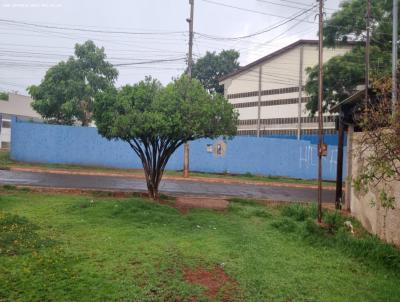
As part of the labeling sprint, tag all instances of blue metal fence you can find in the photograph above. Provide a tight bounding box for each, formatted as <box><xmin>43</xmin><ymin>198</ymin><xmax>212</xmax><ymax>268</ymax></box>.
<box><xmin>11</xmin><ymin>118</ymin><xmax>346</xmax><ymax>180</ymax></box>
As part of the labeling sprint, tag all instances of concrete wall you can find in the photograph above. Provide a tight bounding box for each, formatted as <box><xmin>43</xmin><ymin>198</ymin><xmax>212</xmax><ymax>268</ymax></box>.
<box><xmin>11</xmin><ymin>119</ymin><xmax>345</xmax><ymax>180</ymax></box>
<box><xmin>350</xmin><ymin>133</ymin><xmax>400</xmax><ymax>247</ymax></box>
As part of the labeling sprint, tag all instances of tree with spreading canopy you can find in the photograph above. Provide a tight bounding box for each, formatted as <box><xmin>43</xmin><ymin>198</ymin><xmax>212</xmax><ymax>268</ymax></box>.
<box><xmin>28</xmin><ymin>40</ymin><xmax>118</xmax><ymax>125</ymax></box>
<box><xmin>305</xmin><ymin>0</ymin><xmax>396</xmax><ymax>115</ymax></box>
<box><xmin>191</xmin><ymin>49</ymin><xmax>240</xmax><ymax>94</ymax></box>
<box><xmin>93</xmin><ymin>75</ymin><xmax>238</xmax><ymax>199</ymax></box>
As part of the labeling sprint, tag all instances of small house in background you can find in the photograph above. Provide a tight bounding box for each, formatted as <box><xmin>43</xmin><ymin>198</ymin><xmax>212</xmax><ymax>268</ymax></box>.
<box><xmin>219</xmin><ymin>40</ymin><xmax>355</xmax><ymax>144</ymax></box>
<box><xmin>0</xmin><ymin>93</ymin><xmax>42</xmax><ymax>149</ymax></box>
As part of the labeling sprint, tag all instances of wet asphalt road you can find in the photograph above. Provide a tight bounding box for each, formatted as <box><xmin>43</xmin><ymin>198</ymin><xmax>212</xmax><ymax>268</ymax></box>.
<box><xmin>0</xmin><ymin>170</ymin><xmax>335</xmax><ymax>203</ymax></box>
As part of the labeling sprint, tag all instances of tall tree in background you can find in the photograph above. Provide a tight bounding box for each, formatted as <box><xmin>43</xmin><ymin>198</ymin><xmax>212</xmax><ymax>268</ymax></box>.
<box><xmin>305</xmin><ymin>0</ymin><xmax>395</xmax><ymax>114</ymax></box>
<box><xmin>29</xmin><ymin>40</ymin><xmax>118</xmax><ymax>126</ymax></box>
<box><xmin>0</xmin><ymin>92</ymin><xmax>8</xmax><ymax>101</ymax></box>
<box><xmin>191</xmin><ymin>49</ymin><xmax>240</xmax><ymax>94</ymax></box>
<box><xmin>94</xmin><ymin>76</ymin><xmax>238</xmax><ymax>199</ymax></box>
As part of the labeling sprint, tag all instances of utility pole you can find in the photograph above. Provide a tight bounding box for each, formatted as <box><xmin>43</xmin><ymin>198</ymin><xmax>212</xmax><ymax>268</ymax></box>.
<box><xmin>183</xmin><ymin>0</ymin><xmax>194</xmax><ymax>178</ymax></box>
<box><xmin>297</xmin><ymin>46</ymin><xmax>304</xmax><ymax>140</ymax></box>
<box><xmin>317</xmin><ymin>0</ymin><xmax>324</xmax><ymax>223</ymax></box>
<box><xmin>393</xmin><ymin>0</ymin><xmax>398</xmax><ymax>115</ymax></box>
<box><xmin>365</xmin><ymin>0</ymin><xmax>371</xmax><ymax>103</ymax></box>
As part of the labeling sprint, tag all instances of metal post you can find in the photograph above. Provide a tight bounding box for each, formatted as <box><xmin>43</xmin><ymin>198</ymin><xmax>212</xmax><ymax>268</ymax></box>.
<box><xmin>257</xmin><ymin>66</ymin><xmax>262</xmax><ymax>137</ymax></box>
<box><xmin>183</xmin><ymin>0</ymin><xmax>194</xmax><ymax>178</ymax></box>
<box><xmin>393</xmin><ymin>0</ymin><xmax>398</xmax><ymax>114</ymax></box>
<box><xmin>344</xmin><ymin>124</ymin><xmax>354</xmax><ymax>212</ymax></box>
<box><xmin>335</xmin><ymin>116</ymin><xmax>344</xmax><ymax>210</ymax></box>
<box><xmin>365</xmin><ymin>0</ymin><xmax>371</xmax><ymax>103</ymax></box>
<box><xmin>297</xmin><ymin>46</ymin><xmax>304</xmax><ymax>140</ymax></box>
<box><xmin>317</xmin><ymin>0</ymin><xmax>324</xmax><ymax>223</ymax></box>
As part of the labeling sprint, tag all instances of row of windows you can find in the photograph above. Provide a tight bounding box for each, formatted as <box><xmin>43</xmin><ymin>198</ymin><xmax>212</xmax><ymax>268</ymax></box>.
<box><xmin>237</xmin><ymin>128</ymin><xmax>337</xmax><ymax>136</ymax></box>
<box><xmin>232</xmin><ymin>97</ymin><xmax>311</xmax><ymax>109</ymax></box>
<box><xmin>227</xmin><ymin>86</ymin><xmax>305</xmax><ymax>100</ymax></box>
<box><xmin>238</xmin><ymin>116</ymin><xmax>336</xmax><ymax>126</ymax></box>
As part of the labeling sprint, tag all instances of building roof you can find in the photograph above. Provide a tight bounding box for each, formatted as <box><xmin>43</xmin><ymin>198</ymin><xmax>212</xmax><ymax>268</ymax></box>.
<box><xmin>0</xmin><ymin>93</ymin><xmax>41</xmax><ymax>119</ymax></box>
<box><xmin>219</xmin><ymin>39</ymin><xmax>357</xmax><ymax>82</ymax></box>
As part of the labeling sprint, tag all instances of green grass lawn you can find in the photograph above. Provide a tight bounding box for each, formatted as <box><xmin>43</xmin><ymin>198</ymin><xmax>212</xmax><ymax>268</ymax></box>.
<box><xmin>0</xmin><ymin>151</ymin><xmax>335</xmax><ymax>187</ymax></box>
<box><xmin>1</xmin><ymin>188</ymin><xmax>399</xmax><ymax>301</ymax></box>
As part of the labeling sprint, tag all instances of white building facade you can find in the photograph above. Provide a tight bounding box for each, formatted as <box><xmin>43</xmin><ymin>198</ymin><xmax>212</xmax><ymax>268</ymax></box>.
<box><xmin>219</xmin><ymin>40</ymin><xmax>354</xmax><ymax>137</ymax></box>
<box><xmin>0</xmin><ymin>93</ymin><xmax>41</xmax><ymax>149</ymax></box>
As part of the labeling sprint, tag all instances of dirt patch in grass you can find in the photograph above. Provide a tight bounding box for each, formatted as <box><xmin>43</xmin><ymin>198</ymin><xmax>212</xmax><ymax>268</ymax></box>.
<box><xmin>171</xmin><ymin>197</ymin><xmax>229</xmax><ymax>214</ymax></box>
<box><xmin>184</xmin><ymin>266</ymin><xmax>237</xmax><ymax>301</ymax></box>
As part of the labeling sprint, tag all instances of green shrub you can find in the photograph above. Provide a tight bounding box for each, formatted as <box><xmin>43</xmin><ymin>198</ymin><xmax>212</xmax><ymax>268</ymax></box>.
<box><xmin>303</xmin><ymin>217</ymin><xmax>400</xmax><ymax>272</ymax></box>
<box><xmin>281</xmin><ymin>203</ymin><xmax>317</xmax><ymax>221</ymax></box>
<box><xmin>323</xmin><ymin>210</ymin><xmax>344</xmax><ymax>233</ymax></box>
<box><xmin>271</xmin><ymin>217</ymin><xmax>297</xmax><ymax>233</ymax></box>
<box><xmin>253</xmin><ymin>209</ymin><xmax>272</xmax><ymax>218</ymax></box>
<box><xmin>2</xmin><ymin>184</ymin><xmax>17</xmax><ymax>191</ymax></box>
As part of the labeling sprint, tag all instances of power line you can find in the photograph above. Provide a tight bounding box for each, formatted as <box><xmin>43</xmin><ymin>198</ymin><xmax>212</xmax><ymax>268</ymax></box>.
<box><xmin>195</xmin><ymin>4</ymin><xmax>316</xmax><ymax>41</ymax></box>
<box><xmin>0</xmin><ymin>18</ymin><xmax>186</xmax><ymax>36</ymax></box>
<box><xmin>200</xmin><ymin>0</ymin><xmax>315</xmax><ymax>24</ymax></box>
<box><xmin>113</xmin><ymin>57</ymin><xmax>186</xmax><ymax>67</ymax></box>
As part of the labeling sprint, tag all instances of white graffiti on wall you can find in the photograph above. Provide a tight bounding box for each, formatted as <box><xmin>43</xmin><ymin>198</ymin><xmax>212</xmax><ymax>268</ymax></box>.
<box><xmin>299</xmin><ymin>145</ymin><xmax>338</xmax><ymax>174</ymax></box>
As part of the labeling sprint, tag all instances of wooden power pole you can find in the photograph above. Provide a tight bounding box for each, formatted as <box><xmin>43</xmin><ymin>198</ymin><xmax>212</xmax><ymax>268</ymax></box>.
<box><xmin>183</xmin><ymin>0</ymin><xmax>194</xmax><ymax>178</ymax></box>
<box><xmin>317</xmin><ymin>0</ymin><xmax>324</xmax><ymax>223</ymax></box>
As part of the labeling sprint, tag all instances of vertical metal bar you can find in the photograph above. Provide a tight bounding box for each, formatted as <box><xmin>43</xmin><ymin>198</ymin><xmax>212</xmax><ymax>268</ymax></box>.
<box><xmin>297</xmin><ymin>46</ymin><xmax>304</xmax><ymax>140</ymax></box>
<box><xmin>257</xmin><ymin>66</ymin><xmax>262</xmax><ymax>137</ymax></box>
<box><xmin>335</xmin><ymin>116</ymin><xmax>344</xmax><ymax>209</ymax></box>
<box><xmin>393</xmin><ymin>0</ymin><xmax>398</xmax><ymax>114</ymax></box>
<box><xmin>344</xmin><ymin>124</ymin><xmax>354</xmax><ymax>212</ymax></box>
<box><xmin>317</xmin><ymin>0</ymin><xmax>324</xmax><ymax>223</ymax></box>
<box><xmin>183</xmin><ymin>0</ymin><xmax>194</xmax><ymax>178</ymax></box>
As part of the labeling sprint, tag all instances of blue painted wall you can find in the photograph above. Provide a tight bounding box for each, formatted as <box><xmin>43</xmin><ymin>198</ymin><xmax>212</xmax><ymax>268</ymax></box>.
<box><xmin>11</xmin><ymin>119</ymin><xmax>346</xmax><ymax>180</ymax></box>
<box><xmin>242</xmin><ymin>134</ymin><xmax>346</xmax><ymax>146</ymax></box>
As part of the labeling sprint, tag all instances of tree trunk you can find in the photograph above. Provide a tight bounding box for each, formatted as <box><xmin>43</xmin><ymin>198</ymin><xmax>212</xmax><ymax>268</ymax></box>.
<box><xmin>143</xmin><ymin>167</ymin><xmax>160</xmax><ymax>200</ymax></box>
<box><xmin>128</xmin><ymin>139</ymin><xmax>183</xmax><ymax>201</ymax></box>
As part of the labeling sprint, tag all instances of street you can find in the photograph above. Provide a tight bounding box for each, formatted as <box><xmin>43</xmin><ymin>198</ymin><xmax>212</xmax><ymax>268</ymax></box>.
<box><xmin>0</xmin><ymin>170</ymin><xmax>335</xmax><ymax>202</ymax></box>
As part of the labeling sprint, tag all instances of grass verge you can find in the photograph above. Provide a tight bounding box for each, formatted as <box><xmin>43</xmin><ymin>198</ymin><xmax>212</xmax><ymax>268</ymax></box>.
<box><xmin>0</xmin><ymin>188</ymin><xmax>399</xmax><ymax>301</ymax></box>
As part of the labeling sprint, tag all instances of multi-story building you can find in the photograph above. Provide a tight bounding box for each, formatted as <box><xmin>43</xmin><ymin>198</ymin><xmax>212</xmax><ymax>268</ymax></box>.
<box><xmin>219</xmin><ymin>40</ymin><xmax>354</xmax><ymax>138</ymax></box>
<box><xmin>0</xmin><ymin>93</ymin><xmax>41</xmax><ymax>149</ymax></box>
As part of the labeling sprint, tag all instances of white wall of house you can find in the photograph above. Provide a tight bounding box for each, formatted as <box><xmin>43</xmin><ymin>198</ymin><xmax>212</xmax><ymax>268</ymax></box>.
<box><xmin>0</xmin><ymin>93</ymin><xmax>41</xmax><ymax>149</ymax></box>
<box><xmin>220</xmin><ymin>40</ymin><xmax>353</xmax><ymax>136</ymax></box>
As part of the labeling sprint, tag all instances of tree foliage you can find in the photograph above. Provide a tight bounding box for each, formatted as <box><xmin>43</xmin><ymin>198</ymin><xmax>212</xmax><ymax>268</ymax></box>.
<box><xmin>94</xmin><ymin>76</ymin><xmax>238</xmax><ymax>199</ymax></box>
<box><xmin>28</xmin><ymin>40</ymin><xmax>118</xmax><ymax>126</ymax></box>
<box><xmin>191</xmin><ymin>49</ymin><xmax>240</xmax><ymax>94</ymax></box>
<box><xmin>305</xmin><ymin>0</ymin><xmax>396</xmax><ymax>115</ymax></box>
<box><xmin>0</xmin><ymin>92</ymin><xmax>8</xmax><ymax>101</ymax></box>
<box><xmin>354</xmin><ymin>77</ymin><xmax>400</xmax><ymax>210</ymax></box>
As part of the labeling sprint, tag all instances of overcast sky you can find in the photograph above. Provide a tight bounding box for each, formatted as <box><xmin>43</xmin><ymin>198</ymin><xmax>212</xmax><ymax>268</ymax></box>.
<box><xmin>0</xmin><ymin>0</ymin><xmax>343</xmax><ymax>94</ymax></box>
